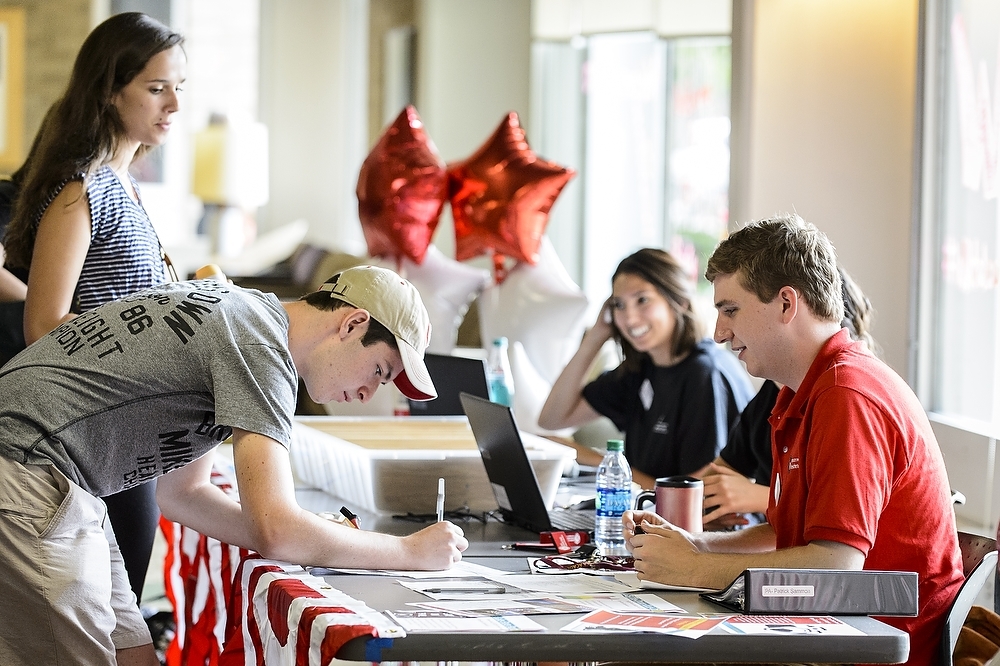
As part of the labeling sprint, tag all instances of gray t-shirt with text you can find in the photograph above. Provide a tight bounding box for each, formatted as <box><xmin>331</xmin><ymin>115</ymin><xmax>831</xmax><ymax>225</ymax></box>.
<box><xmin>0</xmin><ymin>280</ymin><xmax>296</xmax><ymax>496</ymax></box>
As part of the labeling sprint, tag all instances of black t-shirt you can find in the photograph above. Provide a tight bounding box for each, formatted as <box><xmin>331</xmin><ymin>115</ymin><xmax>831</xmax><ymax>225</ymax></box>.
<box><xmin>582</xmin><ymin>338</ymin><xmax>753</xmax><ymax>478</ymax></box>
<box><xmin>0</xmin><ymin>178</ymin><xmax>24</xmax><ymax>366</ymax></box>
<box><xmin>718</xmin><ymin>379</ymin><xmax>780</xmax><ymax>484</ymax></box>
<box><xmin>0</xmin><ymin>178</ymin><xmax>23</xmax><ymax>279</ymax></box>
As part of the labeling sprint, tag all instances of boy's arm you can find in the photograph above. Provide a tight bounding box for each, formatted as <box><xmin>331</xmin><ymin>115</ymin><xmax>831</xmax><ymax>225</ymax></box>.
<box><xmin>157</xmin><ymin>428</ymin><xmax>468</xmax><ymax>571</ymax></box>
<box><xmin>155</xmin><ymin>447</ymin><xmax>256</xmax><ymax>549</ymax></box>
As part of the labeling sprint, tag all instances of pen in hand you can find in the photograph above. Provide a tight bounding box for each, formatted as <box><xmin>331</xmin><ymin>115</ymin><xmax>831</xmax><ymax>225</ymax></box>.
<box><xmin>436</xmin><ymin>477</ymin><xmax>445</xmax><ymax>522</ymax></box>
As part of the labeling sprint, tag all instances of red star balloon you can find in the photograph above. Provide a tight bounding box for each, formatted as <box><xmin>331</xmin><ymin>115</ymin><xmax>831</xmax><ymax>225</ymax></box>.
<box><xmin>357</xmin><ymin>106</ymin><xmax>447</xmax><ymax>265</ymax></box>
<box><xmin>448</xmin><ymin>112</ymin><xmax>575</xmax><ymax>281</ymax></box>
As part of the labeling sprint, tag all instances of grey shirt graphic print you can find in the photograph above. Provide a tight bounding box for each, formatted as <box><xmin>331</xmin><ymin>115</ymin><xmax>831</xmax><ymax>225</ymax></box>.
<box><xmin>0</xmin><ymin>280</ymin><xmax>296</xmax><ymax>497</ymax></box>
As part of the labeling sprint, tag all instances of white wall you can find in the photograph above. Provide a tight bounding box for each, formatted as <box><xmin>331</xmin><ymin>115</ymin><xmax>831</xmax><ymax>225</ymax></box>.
<box><xmin>258</xmin><ymin>0</ymin><xmax>369</xmax><ymax>254</ymax></box>
<box><xmin>738</xmin><ymin>0</ymin><xmax>996</xmax><ymax>532</ymax></box>
<box><xmin>415</xmin><ymin>0</ymin><xmax>531</xmax><ymax>259</ymax></box>
<box><xmin>736</xmin><ymin>0</ymin><xmax>919</xmax><ymax>377</ymax></box>
<box><xmin>257</xmin><ymin>0</ymin><xmax>530</xmax><ymax>261</ymax></box>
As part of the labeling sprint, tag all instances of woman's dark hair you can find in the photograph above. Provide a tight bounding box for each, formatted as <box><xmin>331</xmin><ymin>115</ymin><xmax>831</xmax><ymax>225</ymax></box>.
<box><xmin>3</xmin><ymin>12</ymin><xmax>183</xmax><ymax>269</ymax></box>
<box><xmin>612</xmin><ymin>248</ymin><xmax>703</xmax><ymax>372</ymax></box>
<box><xmin>839</xmin><ymin>266</ymin><xmax>881</xmax><ymax>358</ymax></box>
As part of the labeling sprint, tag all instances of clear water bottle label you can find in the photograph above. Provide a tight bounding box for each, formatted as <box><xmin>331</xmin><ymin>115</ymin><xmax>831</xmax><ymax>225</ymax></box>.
<box><xmin>596</xmin><ymin>487</ymin><xmax>631</xmax><ymax>517</ymax></box>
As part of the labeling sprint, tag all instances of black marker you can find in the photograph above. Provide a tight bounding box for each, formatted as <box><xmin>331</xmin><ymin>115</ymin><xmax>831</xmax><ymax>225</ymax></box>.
<box><xmin>340</xmin><ymin>505</ymin><xmax>361</xmax><ymax>529</ymax></box>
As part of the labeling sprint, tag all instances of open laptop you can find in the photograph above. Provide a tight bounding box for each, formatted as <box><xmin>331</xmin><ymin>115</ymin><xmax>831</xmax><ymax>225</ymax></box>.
<box><xmin>459</xmin><ymin>392</ymin><xmax>594</xmax><ymax>533</ymax></box>
<box><xmin>408</xmin><ymin>353</ymin><xmax>491</xmax><ymax>416</ymax></box>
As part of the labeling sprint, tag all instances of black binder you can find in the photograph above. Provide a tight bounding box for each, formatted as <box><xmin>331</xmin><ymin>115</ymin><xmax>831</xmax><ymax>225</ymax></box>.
<box><xmin>700</xmin><ymin>568</ymin><xmax>919</xmax><ymax>616</ymax></box>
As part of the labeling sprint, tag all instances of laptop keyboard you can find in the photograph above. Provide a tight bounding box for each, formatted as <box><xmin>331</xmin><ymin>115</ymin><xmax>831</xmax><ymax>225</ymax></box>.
<box><xmin>549</xmin><ymin>510</ymin><xmax>595</xmax><ymax>532</ymax></box>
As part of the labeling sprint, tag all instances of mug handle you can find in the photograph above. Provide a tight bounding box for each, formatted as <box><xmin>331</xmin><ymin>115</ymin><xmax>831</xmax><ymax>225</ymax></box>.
<box><xmin>634</xmin><ymin>490</ymin><xmax>656</xmax><ymax>511</ymax></box>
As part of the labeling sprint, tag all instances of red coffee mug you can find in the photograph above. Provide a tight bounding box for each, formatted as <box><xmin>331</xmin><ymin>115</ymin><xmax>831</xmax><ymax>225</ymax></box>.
<box><xmin>634</xmin><ymin>475</ymin><xmax>704</xmax><ymax>533</ymax></box>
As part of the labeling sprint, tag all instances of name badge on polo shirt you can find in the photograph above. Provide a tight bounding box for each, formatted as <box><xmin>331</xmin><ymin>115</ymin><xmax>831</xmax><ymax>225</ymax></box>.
<box><xmin>639</xmin><ymin>379</ymin><xmax>653</xmax><ymax>411</ymax></box>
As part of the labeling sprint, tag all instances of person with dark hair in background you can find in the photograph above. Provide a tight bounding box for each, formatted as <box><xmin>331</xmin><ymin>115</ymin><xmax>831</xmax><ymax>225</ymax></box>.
<box><xmin>0</xmin><ymin>104</ymin><xmax>54</xmax><ymax>365</ymax></box>
<box><xmin>539</xmin><ymin>247</ymin><xmax>753</xmax><ymax>488</ymax></box>
<box><xmin>625</xmin><ymin>214</ymin><xmax>962</xmax><ymax>666</ymax></box>
<box><xmin>1</xmin><ymin>12</ymin><xmax>185</xmax><ymax>608</ymax></box>
<box><xmin>0</xmin><ymin>177</ymin><xmax>26</xmax><ymax>364</ymax></box>
<box><xmin>700</xmin><ymin>266</ymin><xmax>878</xmax><ymax>530</ymax></box>
<box><xmin>0</xmin><ymin>265</ymin><xmax>468</xmax><ymax>666</ymax></box>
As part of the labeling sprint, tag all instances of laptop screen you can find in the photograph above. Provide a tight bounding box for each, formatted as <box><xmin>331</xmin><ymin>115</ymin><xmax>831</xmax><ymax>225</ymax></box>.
<box><xmin>409</xmin><ymin>354</ymin><xmax>490</xmax><ymax>416</ymax></box>
<box><xmin>459</xmin><ymin>392</ymin><xmax>557</xmax><ymax>532</ymax></box>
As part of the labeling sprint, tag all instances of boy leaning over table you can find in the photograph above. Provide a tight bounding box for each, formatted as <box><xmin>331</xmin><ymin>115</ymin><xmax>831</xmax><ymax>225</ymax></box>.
<box><xmin>624</xmin><ymin>214</ymin><xmax>963</xmax><ymax>666</ymax></box>
<box><xmin>0</xmin><ymin>265</ymin><xmax>468</xmax><ymax>666</ymax></box>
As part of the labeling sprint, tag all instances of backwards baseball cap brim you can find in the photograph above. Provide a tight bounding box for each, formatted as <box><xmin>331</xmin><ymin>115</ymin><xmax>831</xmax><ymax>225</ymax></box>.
<box><xmin>319</xmin><ymin>266</ymin><xmax>437</xmax><ymax>402</ymax></box>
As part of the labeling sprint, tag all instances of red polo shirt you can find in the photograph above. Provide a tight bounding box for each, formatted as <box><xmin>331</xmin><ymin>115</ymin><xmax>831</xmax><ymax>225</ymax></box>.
<box><xmin>767</xmin><ymin>329</ymin><xmax>962</xmax><ymax>666</ymax></box>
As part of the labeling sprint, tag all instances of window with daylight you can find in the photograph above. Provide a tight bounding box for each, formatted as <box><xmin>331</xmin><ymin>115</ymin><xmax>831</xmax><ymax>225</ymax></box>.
<box><xmin>532</xmin><ymin>30</ymin><xmax>732</xmax><ymax>315</ymax></box>
<box><xmin>920</xmin><ymin>0</ymin><xmax>1000</xmax><ymax>432</ymax></box>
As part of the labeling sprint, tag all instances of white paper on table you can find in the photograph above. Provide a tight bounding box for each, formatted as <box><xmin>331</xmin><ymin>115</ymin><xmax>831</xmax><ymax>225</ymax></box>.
<box><xmin>557</xmin><ymin>593</ymin><xmax>684</xmax><ymax>613</ymax></box>
<box><xmin>318</xmin><ymin>561</ymin><xmax>511</xmax><ymax>579</ymax></box>
<box><xmin>409</xmin><ymin>595</ymin><xmax>591</xmax><ymax>616</ymax></box>
<box><xmin>560</xmin><ymin>610</ymin><xmax>728</xmax><ymax>638</ymax></box>
<box><xmin>386</xmin><ymin>610</ymin><xmax>545</xmax><ymax>633</ymax></box>
<box><xmin>613</xmin><ymin>571</ymin><xmax>717</xmax><ymax>592</ymax></box>
<box><xmin>479</xmin><ymin>572</ymin><xmax>638</xmax><ymax>594</ymax></box>
<box><xmin>722</xmin><ymin>616</ymin><xmax>866</xmax><ymax>636</ymax></box>
<box><xmin>409</xmin><ymin>591</ymin><xmax>682</xmax><ymax>616</ymax></box>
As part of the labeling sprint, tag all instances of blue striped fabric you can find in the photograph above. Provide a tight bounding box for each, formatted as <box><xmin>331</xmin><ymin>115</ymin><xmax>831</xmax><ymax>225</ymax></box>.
<box><xmin>55</xmin><ymin>165</ymin><xmax>169</xmax><ymax>312</ymax></box>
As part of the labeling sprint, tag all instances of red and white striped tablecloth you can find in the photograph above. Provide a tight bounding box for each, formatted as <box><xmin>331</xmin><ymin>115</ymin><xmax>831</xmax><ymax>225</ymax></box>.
<box><xmin>161</xmin><ymin>465</ymin><xmax>249</xmax><ymax>666</ymax></box>
<box><xmin>218</xmin><ymin>556</ymin><xmax>405</xmax><ymax>666</ymax></box>
<box><xmin>161</xmin><ymin>461</ymin><xmax>404</xmax><ymax>665</ymax></box>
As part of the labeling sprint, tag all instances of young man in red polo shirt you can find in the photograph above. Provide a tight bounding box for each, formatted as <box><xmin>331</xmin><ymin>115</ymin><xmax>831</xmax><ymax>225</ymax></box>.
<box><xmin>624</xmin><ymin>214</ymin><xmax>963</xmax><ymax>665</ymax></box>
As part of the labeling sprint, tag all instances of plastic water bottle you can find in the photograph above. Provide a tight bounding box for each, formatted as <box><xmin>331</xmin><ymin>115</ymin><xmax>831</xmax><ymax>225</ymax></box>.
<box><xmin>595</xmin><ymin>439</ymin><xmax>632</xmax><ymax>556</ymax></box>
<box><xmin>486</xmin><ymin>337</ymin><xmax>515</xmax><ymax>407</ymax></box>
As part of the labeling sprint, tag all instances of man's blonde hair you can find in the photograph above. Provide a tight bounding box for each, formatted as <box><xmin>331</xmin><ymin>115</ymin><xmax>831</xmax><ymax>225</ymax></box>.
<box><xmin>705</xmin><ymin>214</ymin><xmax>844</xmax><ymax>323</ymax></box>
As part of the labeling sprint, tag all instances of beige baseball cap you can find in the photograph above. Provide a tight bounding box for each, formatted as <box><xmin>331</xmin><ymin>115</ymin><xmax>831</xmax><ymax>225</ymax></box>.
<box><xmin>319</xmin><ymin>265</ymin><xmax>436</xmax><ymax>401</ymax></box>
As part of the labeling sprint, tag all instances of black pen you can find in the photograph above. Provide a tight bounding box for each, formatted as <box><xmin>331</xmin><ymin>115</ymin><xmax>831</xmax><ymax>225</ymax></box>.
<box><xmin>423</xmin><ymin>586</ymin><xmax>507</xmax><ymax>594</ymax></box>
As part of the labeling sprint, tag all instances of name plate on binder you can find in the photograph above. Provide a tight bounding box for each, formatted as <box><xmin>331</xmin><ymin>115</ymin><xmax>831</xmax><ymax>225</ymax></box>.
<box><xmin>700</xmin><ymin>568</ymin><xmax>919</xmax><ymax>616</ymax></box>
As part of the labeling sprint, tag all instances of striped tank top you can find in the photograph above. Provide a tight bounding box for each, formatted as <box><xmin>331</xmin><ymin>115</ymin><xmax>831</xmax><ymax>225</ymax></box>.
<box><xmin>50</xmin><ymin>165</ymin><xmax>169</xmax><ymax>312</ymax></box>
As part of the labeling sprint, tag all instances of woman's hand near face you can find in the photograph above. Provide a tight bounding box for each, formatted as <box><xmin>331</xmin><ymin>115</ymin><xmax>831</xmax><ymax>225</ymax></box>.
<box><xmin>585</xmin><ymin>296</ymin><xmax>616</xmax><ymax>344</ymax></box>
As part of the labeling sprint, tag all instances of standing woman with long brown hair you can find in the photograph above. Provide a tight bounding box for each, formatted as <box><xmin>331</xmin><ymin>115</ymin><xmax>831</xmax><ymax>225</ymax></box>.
<box><xmin>2</xmin><ymin>11</ymin><xmax>185</xmax><ymax>624</ymax></box>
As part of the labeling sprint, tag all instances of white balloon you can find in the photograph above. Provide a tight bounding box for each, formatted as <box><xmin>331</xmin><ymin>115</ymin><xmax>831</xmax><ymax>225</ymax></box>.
<box><xmin>508</xmin><ymin>340</ymin><xmax>574</xmax><ymax>437</ymax></box>
<box><xmin>478</xmin><ymin>237</ymin><xmax>589</xmax><ymax>384</ymax></box>
<box><xmin>377</xmin><ymin>245</ymin><xmax>490</xmax><ymax>354</ymax></box>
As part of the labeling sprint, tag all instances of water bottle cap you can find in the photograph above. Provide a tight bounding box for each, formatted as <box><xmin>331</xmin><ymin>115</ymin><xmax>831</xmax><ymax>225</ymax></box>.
<box><xmin>606</xmin><ymin>439</ymin><xmax>624</xmax><ymax>452</ymax></box>
<box><xmin>493</xmin><ymin>337</ymin><xmax>508</xmax><ymax>347</ymax></box>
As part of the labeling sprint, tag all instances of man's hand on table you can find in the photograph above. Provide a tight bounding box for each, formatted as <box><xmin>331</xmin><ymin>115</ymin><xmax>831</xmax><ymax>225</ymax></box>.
<box><xmin>623</xmin><ymin>509</ymin><xmax>704</xmax><ymax>585</ymax></box>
